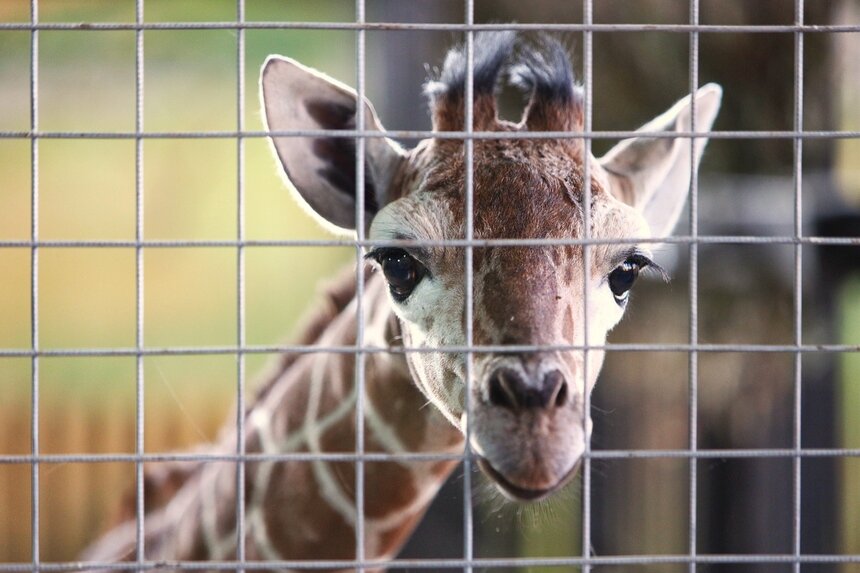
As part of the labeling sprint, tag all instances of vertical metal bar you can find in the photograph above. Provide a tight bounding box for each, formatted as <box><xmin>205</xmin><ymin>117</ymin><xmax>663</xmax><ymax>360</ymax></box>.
<box><xmin>581</xmin><ymin>0</ymin><xmax>594</xmax><ymax>570</ymax></box>
<box><xmin>29</xmin><ymin>0</ymin><xmax>39</xmax><ymax>568</ymax></box>
<box><xmin>235</xmin><ymin>0</ymin><xmax>247</xmax><ymax>569</ymax></box>
<box><xmin>463</xmin><ymin>1</ymin><xmax>475</xmax><ymax>571</ymax></box>
<box><xmin>354</xmin><ymin>0</ymin><xmax>367</xmax><ymax>566</ymax></box>
<box><xmin>687</xmin><ymin>2</ymin><xmax>700</xmax><ymax>573</ymax></box>
<box><xmin>792</xmin><ymin>1</ymin><xmax>804</xmax><ymax>572</ymax></box>
<box><xmin>134</xmin><ymin>0</ymin><xmax>146</xmax><ymax>569</ymax></box>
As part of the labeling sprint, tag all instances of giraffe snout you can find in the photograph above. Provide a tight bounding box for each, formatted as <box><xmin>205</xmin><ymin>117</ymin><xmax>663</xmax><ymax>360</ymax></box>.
<box><xmin>471</xmin><ymin>358</ymin><xmax>584</xmax><ymax>501</ymax></box>
<box><xmin>487</xmin><ymin>367</ymin><xmax>568</xmax><ymax>410</ymax></box>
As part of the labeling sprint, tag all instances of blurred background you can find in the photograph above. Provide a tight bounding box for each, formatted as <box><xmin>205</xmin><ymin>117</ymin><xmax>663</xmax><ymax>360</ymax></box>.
<box><xmin>1</xmin><ymin>1</ymin><xmax>859</xmax><ymax>572</ymax></box>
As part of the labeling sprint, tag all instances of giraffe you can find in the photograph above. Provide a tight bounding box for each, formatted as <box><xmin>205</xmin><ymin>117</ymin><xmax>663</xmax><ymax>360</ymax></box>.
<box><xmin>81</xmin><ymin>32</ymin><xmax>721</xmax><ymax>570</ymax></box>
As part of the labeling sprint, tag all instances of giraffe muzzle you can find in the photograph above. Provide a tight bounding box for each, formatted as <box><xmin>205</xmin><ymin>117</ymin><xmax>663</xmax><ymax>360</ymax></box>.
<box><xmin>469</xmin><ymin>360</ymin><xmax>587</xmax><ymax>502</ymax></box>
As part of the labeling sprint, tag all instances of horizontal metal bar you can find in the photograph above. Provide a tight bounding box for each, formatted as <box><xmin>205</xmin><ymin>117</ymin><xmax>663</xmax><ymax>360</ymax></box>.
<box><xmin>0</xmin><ymin>21</ymin><xmax>858</xmax><ymax>33</ymax></box>
<box><xmin>0</xmin><ymin>452</ymin><xmax>465</xmax><ymax>464</ymax></box>
<box><xmin>0</xmin><ymin>448</ymin><xmax>858</xmax><ymax>466</ymax></box>
<box><xmin>0</xmin><ymin>235</ymin><xmax>858</xmax><ymax>250</ymax></box>
<box><xmin>1</xmin><ymin>342</ymin><xmax>858</xmax><ymax>359</ymax></box>
<box><xmin>2</xmin><ymin>129</ymin><xmax>859</xmax><ymax>140</ymax></box>
<box><xmin>0</xmin><ymin>553</ymin><xmax>857</xmax><ymax>572</ymax></box>
<box><xmin>590</xmin><ymin>448</ymin><xmax>860</xmax><ymax>460</ymax></box>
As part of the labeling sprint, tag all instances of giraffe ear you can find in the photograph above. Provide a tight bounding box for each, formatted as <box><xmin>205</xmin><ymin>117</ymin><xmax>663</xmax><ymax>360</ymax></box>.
<box><xmin>599</xmin><ymin>83</ymin><xmax>722</xmax><ymax>238</ymax></box>
<box><xmin>260</xmin><ymin>55</ymin><xmax>406</xmax><ymax>234</ymax></box>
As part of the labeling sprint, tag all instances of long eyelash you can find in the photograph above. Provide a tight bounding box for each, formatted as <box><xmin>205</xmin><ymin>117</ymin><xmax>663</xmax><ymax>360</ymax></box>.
<box><xmin>363</xmin><ymin>250</ymin><xmax>381</xmax><ymax>262</ymax></box>
<box><xmin>366</xmin><ymin>247</ymin><xmax>433</xmax><ymax>273</ymax></box>
<box><xmin>631</xmin><ymin>253</ymin><xmax>669</xmax><ymax>282</ymax></box>
<box><xmin>364</xmin><ymin>247</ymin><xmax>400</xmax><ymax>263</ymax></box>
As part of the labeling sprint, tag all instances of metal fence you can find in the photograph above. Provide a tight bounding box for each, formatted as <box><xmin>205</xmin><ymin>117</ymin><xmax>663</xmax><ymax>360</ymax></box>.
<box><xmin>1</xmin><ymin>0</ymin><xmax>859</xmax><ymax>571</ymax></box>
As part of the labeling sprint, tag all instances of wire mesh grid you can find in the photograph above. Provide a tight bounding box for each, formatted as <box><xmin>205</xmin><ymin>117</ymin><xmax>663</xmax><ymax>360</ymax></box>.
<box><xmin>2</xmin><ymin>0</ymin><xmax>860</xmax><ymax>571</ymax></box>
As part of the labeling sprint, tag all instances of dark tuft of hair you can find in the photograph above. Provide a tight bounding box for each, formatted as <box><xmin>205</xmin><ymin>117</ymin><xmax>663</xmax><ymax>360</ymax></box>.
<box><xmin>424</xmin><ymin>31</ymin><xmax>517</xmax><ymax>100</ymax></box>
<box><xmin>509</xmin><ymin>34</ymin><xmax>578</xmax><ymax>104</ymax></box>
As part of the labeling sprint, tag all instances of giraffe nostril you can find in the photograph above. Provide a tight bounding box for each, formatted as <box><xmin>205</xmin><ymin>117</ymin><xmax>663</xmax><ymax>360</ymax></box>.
<box><xmin>555</xmin><ymin>382</ymin><xmax>567</xmax><ymax>408</ymax></box>
<box><xmin>555</xmin><ymin>383</ymin><xmax>568</xmax><ymax>407</ymax></box>
<box><xmin>488</xmin><ymin>368</ymin><xmax>518</xmax><ymax>409</ymax></box>
<box><xmin>542</xmin><ymin>370</ymin><xmax>567</xmax><ymax>408</ymax></box>
<box><xmin>487</xmin><ymin>367</ymin><xmax>568</xmax><ymax>410</ymax></box>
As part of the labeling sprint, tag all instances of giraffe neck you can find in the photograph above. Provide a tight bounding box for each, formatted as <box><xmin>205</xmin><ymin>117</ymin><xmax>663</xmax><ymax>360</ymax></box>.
<box><xmin>82</xmin><ymin>268</ymin><xmax>464</xmax><ymax>568</ymax></box>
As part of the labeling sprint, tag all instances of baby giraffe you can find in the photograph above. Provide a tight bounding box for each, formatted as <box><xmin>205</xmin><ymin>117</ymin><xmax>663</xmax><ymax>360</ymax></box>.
<box><xmin>82</xmin><ymin>32</ymin><xmax>721</xmax><ymax>569</ymax></box>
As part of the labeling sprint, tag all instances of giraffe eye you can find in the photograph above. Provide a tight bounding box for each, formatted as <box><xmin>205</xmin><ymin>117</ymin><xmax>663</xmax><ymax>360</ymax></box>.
<box><xmin>608</xmin><ymin>258</ymin><xmax>643</xmax><ymax>306</ymax></box>
<box><xmin>371</xmin><ymin>248</ymin><xmax>427</xmax><ymax>302</ymax></box>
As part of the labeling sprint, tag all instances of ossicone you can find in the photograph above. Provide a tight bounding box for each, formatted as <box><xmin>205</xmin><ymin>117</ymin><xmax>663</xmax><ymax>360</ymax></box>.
<box><xmin>424</xmin><ymin>32</ymin><xmax>584</xmax><ymax>136</ymax></box>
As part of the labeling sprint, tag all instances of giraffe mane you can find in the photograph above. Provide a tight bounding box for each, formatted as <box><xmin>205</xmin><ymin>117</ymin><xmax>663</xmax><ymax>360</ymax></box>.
<box><xmin>103</xmin><ymin>265</ymin><xmax>371</xmax><ymax>535</ymax></box>
<box><xmin>252</xmin><ymin>265</ymin><xmax>372</xmax><ymax>407</ymax></box>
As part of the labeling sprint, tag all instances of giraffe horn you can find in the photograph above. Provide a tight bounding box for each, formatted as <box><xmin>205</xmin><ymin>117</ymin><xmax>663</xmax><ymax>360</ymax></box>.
<box><xmin>510</xmin><ymin>34</ymin><xmax>584</xmax><ymax>135</ymax></box>
<box><xmin>424</xmin><ymin>30</ymin><xmax>516</xmax><ymax>132</ymax></box>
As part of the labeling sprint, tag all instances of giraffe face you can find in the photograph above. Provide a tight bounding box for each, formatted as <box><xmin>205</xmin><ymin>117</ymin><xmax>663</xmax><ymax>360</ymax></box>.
<box><xmin>261</xmin><ymin>32</ymin><xmax>721</xmax><ymax>501</ymax></box>
<box><xmin>366</xmin><ymin>139</ymin><xmax>654</xmax><ymax>499</ymax></box>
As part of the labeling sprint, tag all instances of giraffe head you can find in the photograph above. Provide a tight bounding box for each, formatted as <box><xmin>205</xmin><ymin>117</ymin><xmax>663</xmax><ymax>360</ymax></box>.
<box><xmin>261</xmin><ymin>33</ymin><xmax>721</xmax><ymax>501</ymax></box>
